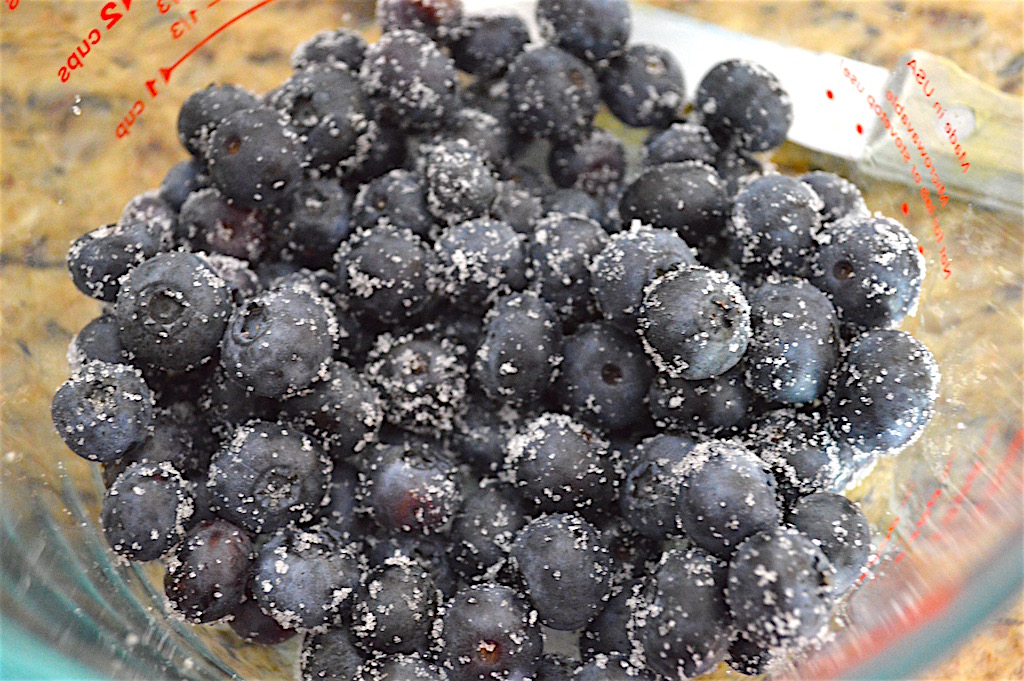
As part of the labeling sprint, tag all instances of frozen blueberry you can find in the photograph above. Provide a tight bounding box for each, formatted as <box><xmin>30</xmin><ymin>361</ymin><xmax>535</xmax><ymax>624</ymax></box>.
<box><xmin>504</xmin><ymin>413</ymin><xmax>615</xmax><ymax>513</ymax></box>
<box><xmin>714</xmin><ymin>147</ymin><xmax>765</xmax><ymax>200</ymax></box>
<box><xmin>580</xmin><ymin>579</ymin><xmax>642</xmax><ymax>661</ymax></box>
<box><xmin>358</xmin><ymin>654</ymin><xmax>445</xmax><ymax>680</ymax></box>
<box><xmin>52</xmin><ymin>361</ymin><xmax>154</xmax><ymax>463</ymax></box>
<box><xmin>639</xmin><ymin>265</ymin><xmax>751</xmax><ymax>380</ymax></box>
<box><xmin>589</xmin><ymin>221</ymin><xmax>698</xmax><ymax>330</ymax></box>
<box><xmin>101</xmin><ymin>461</ymin><xmax>194</xmax><ymax>561</ymax></box>
<box><xmin>300</xmin><ymin>625</ymin><xmax>364</xmax><ymax>681</ymax></box>
<box><xmin>640</xmin><ymin>547</ymin><xmax>733</xmax><ymax>679</ymax></box>
<box><xmin>619</xmin><ymin>161</ymin><xmax>729</xmax><ymax>254</ymax></box>
<box><xmin>314</xmin><ymin>462</ymin><xmax>364</xmax><ymax>540</ymax></box>
<box><xmin>747</xmin><ymin>410</ymin><xmax>842</xmax><ymax>506</ymax></box>
<box><xmin>574</xmin><ymin>654</ymin><xmax>655</xmax><ymax>680</ymax></box>
<box><xmin>529</xmin><ymin>213</ymin><xmax>609</xmax><ymax>327</ymax></box>
<box><xmin>221</xmin><ymin>283</ymin><xmax>337</xmax><ymax>398</ymax></box>
<box><xmin>726</xmin><ymin>527</ymin><xmax>835</xmax><ymax>652</ymax></box>
<box><xmin>118</xmin><ymin>407</ymin><xmax>213</xmax><ymax>481</ymax></box>
<box><xmin>274</xmin><ymin>179</ymin><xmax>353</xmax><ymax>269</ymax></box>
<box><xmin>160</xmin><ymin>158</ymin><xmax>207</xmax><ymax>212</ymax></box>
<box><xmin>423</xmin><ymin>139</ymin><xmax>499</xmax><ymax>227</ymax></box>
<box><xmin>543</xmin><ymin>188</ymin><xmax>604</xmax><ymax>225</ymax></box>
<box><xmin>69</xmin><ymin>314</ymin><xmax>129</xmax><ymax>368</ymax></box>
<box><xmin>339</xmin><ymin>120</ymin><xmax>409</xmax><ymax>185</ymax></box>
<box><xmin>205</xmin><ymin>106</ymin><xmax>305</xmax><ymax>209</ymax></box>
<box><xmin>267</xmin><ymin>63</ymin><xmax>371</xmax><ymax>174</ymax></box>
<box><xmin>647</xmin><ymin>365</ymin><xmax>755</xmax><ymax>436</ymax></box>
<box><xmin>67</xmin><ymin>219</ymin><xmax>173</xmax><ymax>303</ymax></box>
<box><xmin>534</xmin><ymin>655</ymin><xmax>578</xmax><ymax>680</ymax></box>
<box><xmin>556</xmin><ymin>321</ymin><xmax>654</xmax><ymax>432</ymax></box>
<box><xmin>196</xmin><ymin>253</ymin><xmax>259</xmax><ymax>305</ymax></box>
<box><xmin>449</xmin><ymin>482</ymin><xmax>527</xmax><ymax>580</ymax></box>
<box><xmin>377</xmin><ymin>0</ymin><xmax>463</xmax><ymax>40</ymax></box>
<box><xmin>178</xmin><ymin>187</ymin><xmax>268</xmax><ymax>261</ymax></box>
<box><xmin>473</xmin><ymin>292</ymin><xmax>563</xmax><ymax>407</ymax></box>
<box><xmin>536</xmin><ymin>0</ymin><xmax>631</xmax><ymax>63</ymax></box>
<box><xmin>360</xmin><ymin>29</ymin><xmax>459</xmax><ymax>132</ymax></box>
<box><xmin>430</xmin><ymin>107</ymin><xmax>510</xmax><ymax>169</ymax></box>
<box><xmin>675</xmin><ymin>439</ymin><xmax>782</xmax><ymax>558</ymax></box>
<box><xmin>507</xmin><ymin>46</ymin><xmax>599</xmax><ymax>145</ymax></box>
<box><xmin>360</xmin><ymin>440</ymin><xmax>462</xmax><ymax>535</ymax></box>
<box><xmin>207</xmin><ymin>421</ymin><xmax>331</xmax><ymax>534</ymax></box>
<box><xmin>351</xmin><ymin>553</ymin><xmax>439</xmax><ymax>653</ymax></box>
<box><xmin>450</xmin><ymin>14</ymin><xmax>530</xmax><ymax>80</ymax></box>
<box><xmin>810</xmin><ymin>214</ymin><xmax>925</xmax><ymax>331</ymax></box>
<box><xmin>800</xmin><ymin>170</ymin><xmax>870</xmax><ymax>225</ymax></box>
<box><xmin>451</xmin><ymin>402</ymin><xmax>519</xmax><ymax>475</ymax></box>
<box><xmin>645</xmin><ymin>121</ymin><xmax>718</xmax><ymax>167</ymax></box>
<box><xmin>788</xmin><ymin>492</ymin><xmax>871</xmax><ymax>593</ymax></box>
<box><xmin>252</xmin><ymin>526</ymin><xmax>363</xmax><ymax>631</ymax></box>
<box><xmin>366</xmin><ymin>334</ymin><xmax>467</xmax><ymax>434</ymax></box>
<box><xmin>548</xmin><ymin>129</ymin><xmax>626</xmax><ymax>197</ymax></box>
<box><xmin>602</xmin><ymin>44</ymin><xmax>684</xmax><ymax>129</ymax></box>
<box><xmin>439</xmin><ymin>583</ymin><xmax>543</xmax><ymax>681</ymax></box>
<box><xmin>490</xmin><ymin>181</ymin><xmax>544</xmax><ymax>234</ymax></box>
<box><xmin>368</xmin><ymin>533</ymin><xmax>458</xmax><ymax>599</ymax></box>
<box><xmin>620</xmin><ymin>433</ymin><xmax>695</xmax><ymax>540</ymax></box>
<box><xmin>334</xmin><ymin>225</ymin><xmax>440</xmax><ymax>328</ymax></box>
<box><xmin>434</xmin><ymin>218</ymin><xmax>528</xmax><ymax>311</ymax></box>
<box><xmin>351</xmin><ymin>169</ymin><xmax>434</xmax><ymax>238</ymax></box>
<box><xmin>696</xmin><ymin>59</ymin><xmax>792</xmax><ymax>152</ymax></box>
<box><xmin>827</xmin><ymin>329</ymin><xmax>939</xmax><ymax>456</ymax></box>
<box><xmin>228</xmin><ymin>582</ymin><xmax>297</xmax><ymax>645</ymax></box>
<box><xmin>291</xmin><ymin>29</ymin><xmax>368</xmax><ymax>72</ymax></box>
<box><xmin>742</xmin><ymin>277</ymin><xmax>840</xmax><ymax>404</ymax></box>
<box><xmin>197</xmin><ymin>366</ymin><xmax>279</xmax><ymax>438</ymax></box>
<box><xmin>164</xmin><ymin>519</ymin><xmax>254</xmax><ymax>623</ymax></box>
<box><xmin>597</xmin><ymin>514</ymin><xmax>661</xmax><ymax>585</ymax></box>
<box><xmin>177</xmin><ymin>84</ymin><xmax>260</xmax><ymax>157</ymax></box>
<box><xmin>280</xmin><ymin>360</ymin><xmax>383</xmax><ymax>459</ymax></box>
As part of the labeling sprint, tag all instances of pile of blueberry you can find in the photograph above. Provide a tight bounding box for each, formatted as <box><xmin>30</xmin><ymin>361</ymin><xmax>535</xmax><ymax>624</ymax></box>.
<box><xmin>51</xmin><ymin>0</ymin><xmax>940</xmax><ymax>677</ymax></box>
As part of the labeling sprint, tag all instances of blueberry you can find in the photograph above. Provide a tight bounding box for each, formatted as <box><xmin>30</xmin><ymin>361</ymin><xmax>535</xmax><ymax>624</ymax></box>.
<box><xmin>205</xmin><ymin>106</ymin><xmax>305</xmax><ymax>209</ymax></box>
<box><xmin>429</xmin><ymin>107</ymin><xmax>511</xmax><ymax>169</ymax></box>
<box><xmin>725</xmin><ymin>527</ymin><xmax>836</xmax><ymax>652</ymax></box>
<box><xmin>228</xmin><ymin>582</ymin><xmax>297</xmax><ymax>645</ymax></box>
<box><xmin>439</xmin><ymin>583</ymin><xmax>543</xmax><ymax>681</ymax></box>
<box><xmin>360</xmin><ymin>29</ymin><xmax>459</xmax><ymax>132</ymax></box>
<box><xmin>507</xmin><ymin>46</ymin><xmax>599</xmax><ymax>145</ymax></box>
<box><xmin>207</xmin><ymin>420</ymin><xmax>331</xmax><ymax>534</ymax></box>
<box><xmin>645</xmin><ymin>121</ymin><xmax>719</xmax><ymax>167</ymax></box>
<box><xmin>827</xmin><ymin>329</ymin><xmax>939</xmax><ymax>456</ymax></box>
<box><xmin>742</xmin><ymin>277</ymin><xmax>840</xmax><ymax>404</ymax></box>
<box><xmin>351</xmin><ymin>553</ymin><xmax>439</xmax><ymax>653</ymax></box>
<box><xmin>366</xmin><ymin>334</ymin><xmax>467</xmax><ymax>434</ymax></box>
<box><xmin>696</xmin><ymin>59</ymin><xmax>792</xmax><ymax>152</ymax></box>
<box><xmin>291</xmin><ymin>29</ymin><xmax>368</xmax><ymax>72</ymax></box>
<box><xmin>434</xmin><ymin>218</ymin><xmax>528</xmax><ymax>311</ymax></box>
<box><xmin>675</xmin><ymin>439</ymin><xmax>782</xmax><ymax>559</ymax></box>
<box><xmin>548</xmin><ymin>129</ymin><xmax>626</xmax><ymax>197</ymax></box>
<box><xmin>473</xmin><ymin>292</ymin><xmax>563</xmax><ymax>407</ymax></box>
<box><xmin>490</xmin><ymin>181</ymin><xmax>544</xmax><ymax>235</ymax></box>
<box><xmin>358</xmin><ymin>654</ymin><xmax>446</xmax><ymax>680</ymax></box>
<box><xmin>368</xmin><ymin>533</ymin><xmax>458</xmax><ymax>599</ymax></box>
<box><xmin>267</xmin><ymin>63</ymin><xmax>371</xmax><ymax>174</ymax></box>
<box><xmin>280</xmin><ymin>360</ymin><xmax>383</xmax><ymax>459</ymax></box>
<box><xmin>423</xmin><ymin>139</ymin><xmax>499</xmax><ymax>227</ymax></box>
<box><xmin>450</xmin><ymin>14</ymin><xmax>530</xmax><ymax>80</ymax></box>
<box><xmin>101</xmin><ymin>461</ymin><xmax>194</xmax><ymax>561</ymax></box>
<box><xmin>69</xmin><ymin>314</ymin><xmax>128</xmax><ymax>368</ymax></box>
<box><xmin>451</xmin><ymin>401</ymin><xmax>519</xmax><ymax>475</ymax></box>
<box><xmin>800</xmin><ymin>170</ymin><xmax>870</xmax><ymax>225</ymax></box>
<box><xmin>529</xmin><ymin>213</ymin><xmax>609</xmax><ymax>327</ymax></box>
<box><xmin>196</xmin><ymin>254</ymin><xmax>259</xmax><ymax>307</ymax></box>
<box><xmin>197</xmin><ymin>366</ymin><xmax>279</xmax><ymax>438</ymax></box>
<box><xmin>376</xmin><ymin>0</ymin><xmax>463</xmax><ymax>40</ymax></box>
<box><xmin>543</xmin><ymin>188</ymin><xmax>604</xmax><ymax>225</ymax></box>
<box><xmin>810</xmin><ymin>214</ymin><xmax>925</xmax><ymax>331</ymax></box>
<box><xmin>536</xmin><ymin>0</ymin><xmax>631</xmax><ymax>63</ymax></box>
<box><xmin>504</xmin><ymin>413</ymin><xmax>614</xmax><ymax>514</ymax></box>
<box><xmin>177</xmin><ymin>84</ymin><xmax>260</xmax><ymax>157</ymax></box>
<box><xmin>648</xmin><ymin>365</ymin><xmax>756</xmax><ymax>436</ymax></box>
<box><xmin>556</xmin><ymin>321</ymin><xmax>654</xmax><ymax>432</ymax></box>
<box><xmin>360</xmin><ymin>440</ymin><xmax>462</xmax><ymax>535</ymax></box>
<box><xmin>639</xmin><ymin>547</ymin><xmax>733</xmax><ymax>679</ymax></box>
<box><xmin>534</xmin><ymin>654</ymin><xmax>578</xmax><ymax>680</ymax></box>
<box><xmin>334</xmin><ymin>225</ymin><xmax>440</xmax><ymax>328</ymax></box>
<box><xmin>51</xmin><ymin>360</ymin><xmax>154</xmax><ymax>463</ymax></box>
<box><xmin>164</xmin><ymin>519</ymin><xmax>255</xmax><ymax>623</ymax></box>
<box><xmin>580</xmin><ymin>579</ymin><xmax>642</xmax><ymax>661</ymax></box>
<box><xmin>714</xmin><ymin>147</ymin><xmax>765</xmax><ymax>200</ymax></box>
<box><xmin>747</xmin><ymin>410</ymin><xmax>842</xmax><ymax>506</ymax></box>
<box><xmin>619</xmin><ymin>161</ymin><xmax>729</xmax><ymax>254</ymax></box>
<box><xmin>639</xmin><ymin>265</ymin><xmax>751</xmax><ymax>380</ymax></box>
<box><xmin>597</xmin><ymin>515</ymin><xmax>661</xmax><ymax>585</ymax></box>
<box><xmin>449</xmin><ymin>482</ymin><xmax>527</xmax><ymax>580</ymax></box>
<box><xmin>178</xmin><ymin>187</ymin><xmax>268</xmax><ymax>261</ymax></box>
<box><xmin>620</xmin><ymin>433</ymin><xmax>695</xmax><ymax>540</ymax></box>
<box><xmin>351</xmin><ymin>169</ymin><xmax>434</xmax><ymax>239</ymax></box>
<box><xmin>273</xmin><ymin>179</ymin><xmax>353</xmax><ymax>269</ymax></box>
<box><xmin>252</xmin><ymin>526</ymin><xmax>363</xmax><ymax>631</ymax></box>
<box><xmin>159</xmin><ymin>158</ymin><xmax>207</xmax><ymax>211</ymax></box>
<box><xmin>574</xmin><ymin>653</ymin><xmax>655</xmax><ymax>680</ymax></box>
<box><xmin>790</xmin><ymin>492</ymin><xmax>871</xmax><ymax>594</ymax></box>
<box><xmin>67</xmin><ymin>219</ymin><xmax>173</xmax><ymax>303</ymax></box>
<box><xmin>728</xmin><ymin>175</ymin><xmax>824</xmax><ymax>280</ymax></box>
<box><xmin>300</xmin><ymin>627</ymin><xmax>364</xmax><ymax>681</ymax></box>
<box><xmin>589</xmin><ymin>221</ymin><xmax>698</xmax><ymax>330</ymax></box>
<box><xmin>118</xmin><ymin>406</ymin><xmax>212</xmax><ymax>481</ymax></box>
<box><xmin>601</xmin><ymin>44</ymin><xmax>684</xmax><ymax>129</ymax></box>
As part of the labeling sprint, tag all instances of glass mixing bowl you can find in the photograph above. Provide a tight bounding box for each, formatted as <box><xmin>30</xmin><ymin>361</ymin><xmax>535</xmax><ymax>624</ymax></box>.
<box><xmin>1</xmin><ymin>1</ymin><xmax>1021</xmax><ymax>678</ymax></box>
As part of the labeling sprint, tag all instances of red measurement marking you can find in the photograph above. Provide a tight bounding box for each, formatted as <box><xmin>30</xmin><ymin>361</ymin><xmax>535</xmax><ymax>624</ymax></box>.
<box><xmin>980</xmin><ymin>426</ymin><xmax>1024</xmax><ymax>500</ymax></box>
<box><xmin>58</xmin><ymin>0</ymin><xmax>134</xmax><ymax>82</ymax></box>
<box><xmin>208</xmin><ymin>0</ymin><xmax>221</xmax><ymax>6</ymax></box>
<box><xmin>6</xmin><ymin>0</ymin><xmax>20</xmax><ymax>10</ymax></box>
<box><xmin>918</xmin><ymin>245</ymin><xmax>925</xmax><ymax>254</ymax></box>
<box><xmin>901</xmin><ymin>202</ymin><xmax>909</xmax><ymax>215</ymax></box>
<box><xmin>826</xmin><ymin>89</ymin><xmax>834</xmax><ymax>99</ymax></box>
<box><xmin>856</xmin><ymin>123</ymin><xmax>864</xmax><ymax>134</ymax></box>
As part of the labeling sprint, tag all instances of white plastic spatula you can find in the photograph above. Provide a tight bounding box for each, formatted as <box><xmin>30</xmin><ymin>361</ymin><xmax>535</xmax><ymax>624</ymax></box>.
<box><xmin>464</xmin><ymin>0</ymin><xmax>1023</xmax><ymax>212</ymax></box>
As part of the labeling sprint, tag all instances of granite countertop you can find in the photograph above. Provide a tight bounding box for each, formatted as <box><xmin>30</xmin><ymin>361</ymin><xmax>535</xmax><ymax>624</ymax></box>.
<box><xmin>1</xmin><ymin>1</ymin><xmax>1020</xmax><ymax>679</ymax></box>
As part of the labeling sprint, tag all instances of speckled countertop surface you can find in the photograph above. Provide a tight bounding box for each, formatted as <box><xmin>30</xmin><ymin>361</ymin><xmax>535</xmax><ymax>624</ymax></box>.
<box><xmin>1</xmin><ymin>1</ymin><xmax>1021</xmax><ymax>679</ymax></box>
